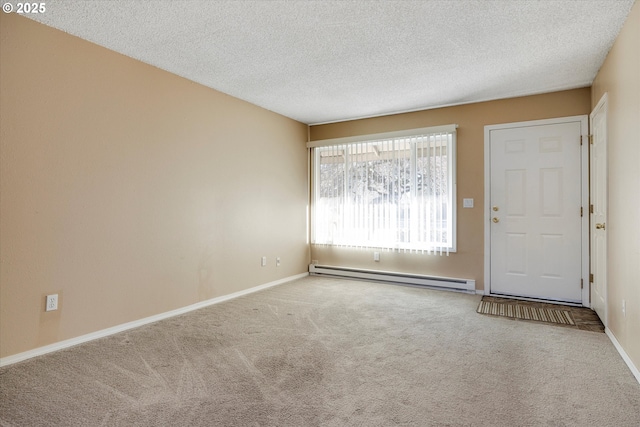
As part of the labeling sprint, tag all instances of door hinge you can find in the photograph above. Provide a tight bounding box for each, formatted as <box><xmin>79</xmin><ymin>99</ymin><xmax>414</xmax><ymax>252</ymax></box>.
<box><xmin>590</xmin><ymin>204</ymin><xmax>594</xmax><ymax>214</ymax></box>
<box><xmin>581</xmin><ymin>279</ymin><xmax>584</xmax><ymax>289</ymax></box>
<box><xmin>589</xmin><ymin>134</ymin><xmax>594</xmax><ymax>144</ymax></box>
<box><xmin>580</xmin><ymin>207</ymin><xmax>583</xmax><ymax>217</ymax></box>
<box><xmin>589</xmin><ymin>273</ymin><xmax>594</xmax><ymax>283</ymax></box>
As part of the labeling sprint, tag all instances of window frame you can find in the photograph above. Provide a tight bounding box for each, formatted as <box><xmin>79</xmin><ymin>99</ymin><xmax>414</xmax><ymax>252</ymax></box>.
<box><xmin>308</xmin><ymin>125</ymin><xmax>457</xmax><ymax>254</ymax></box>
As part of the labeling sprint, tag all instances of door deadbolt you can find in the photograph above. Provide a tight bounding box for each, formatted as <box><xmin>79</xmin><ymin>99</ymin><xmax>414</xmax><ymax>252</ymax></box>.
<box><xmin>492</xmin><ymin>206</ymin><xmax>499</xmax><ymax>211</ymax></box>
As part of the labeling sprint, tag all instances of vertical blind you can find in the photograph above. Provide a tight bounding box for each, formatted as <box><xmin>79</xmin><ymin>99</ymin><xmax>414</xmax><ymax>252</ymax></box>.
<box><xmin>309</xmin><ymin>125</ymin><xmax>457</xmax><ymax>255</ymax></box>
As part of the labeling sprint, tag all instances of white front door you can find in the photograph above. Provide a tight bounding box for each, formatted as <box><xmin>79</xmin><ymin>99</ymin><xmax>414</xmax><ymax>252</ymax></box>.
<box><xmin>590</xmin><ymin>95</ymin><xmax>608</xmax><ymax>324</ymax></box>
<box><xmin>487</xmin><ymin>119</ymin><xmax>585</xmax><ymax>303</ymax></box>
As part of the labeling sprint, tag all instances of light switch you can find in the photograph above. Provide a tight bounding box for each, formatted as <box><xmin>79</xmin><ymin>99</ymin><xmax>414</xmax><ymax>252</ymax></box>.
<box><xmin>463</xmin><ymin>198</ymin><xmax>474</xmax><ymax>208</ymax></box>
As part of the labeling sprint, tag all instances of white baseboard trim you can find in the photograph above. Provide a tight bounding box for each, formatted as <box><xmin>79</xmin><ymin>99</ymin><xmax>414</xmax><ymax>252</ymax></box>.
<box><xmin>605</xmin><ymin>327</ymin><xmax>640</xmax><ymax>385</ymax></box>
<box><xmin>0</xmin><ymin>272</ymin><xmax>309</xmax><ymax>368</ymax></box>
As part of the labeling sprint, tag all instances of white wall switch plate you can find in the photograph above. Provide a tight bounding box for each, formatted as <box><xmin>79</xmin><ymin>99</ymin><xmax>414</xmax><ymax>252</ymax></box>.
<box><xmin>261</xmin><ymin>256</ymin><xmax>267</xmax><ymax>267</ymax></box>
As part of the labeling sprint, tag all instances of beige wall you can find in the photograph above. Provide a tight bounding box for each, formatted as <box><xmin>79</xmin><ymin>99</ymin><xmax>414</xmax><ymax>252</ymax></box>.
<box><xmin>310</xmin><ymin>89</ymin><xmax>591</xmax><ymax>288</ymax></box>
<box><xmin>0</xmin><ymin>14</ymin><xmax>309</xmax><ymax>358</ymax></box>
<box><xmin>591</xmin><ymin>1</ymin><xmax>640</xmax><ymax>371</ymax></box>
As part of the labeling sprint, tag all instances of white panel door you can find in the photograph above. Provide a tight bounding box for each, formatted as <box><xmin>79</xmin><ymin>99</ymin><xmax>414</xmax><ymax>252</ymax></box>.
<box><xmin>489</xmin><ymin>121</ymin><xmax>583</xmax><ymax>302</ymax></box>
<box><xmin>590</xmin><ymin>96</ymin><xmax>608</xmax><ymax>324</ymax></box>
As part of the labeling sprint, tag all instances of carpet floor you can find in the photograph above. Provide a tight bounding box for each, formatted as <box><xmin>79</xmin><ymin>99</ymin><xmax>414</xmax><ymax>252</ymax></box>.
<box><xmin>1</xmin><ymin>276</ymin><xmax>639</xmax><ymax>426</ymax></box>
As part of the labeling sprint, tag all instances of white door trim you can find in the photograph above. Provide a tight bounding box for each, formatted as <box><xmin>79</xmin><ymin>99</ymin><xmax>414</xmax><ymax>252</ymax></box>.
<box><xmin>484</xmin><ymin>115</ymin><xmax>590</xmax><ymax>306</ymax></box>
<box><xmin>590</xmin><ymin>93</ymin><xmax>608</xmax><ymax>324</ymax></box>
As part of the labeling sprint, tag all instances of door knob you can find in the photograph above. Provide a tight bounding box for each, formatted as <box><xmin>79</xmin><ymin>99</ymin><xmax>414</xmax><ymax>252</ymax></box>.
<box><xmin>492</xmin><ymin>217</ymin><xmax>500</xmax><ymax>223</ymax></box>
<box><xmin>595</xmin><ymin>223</ymin><xmax>606</xmax><ymax>230</ymax></box>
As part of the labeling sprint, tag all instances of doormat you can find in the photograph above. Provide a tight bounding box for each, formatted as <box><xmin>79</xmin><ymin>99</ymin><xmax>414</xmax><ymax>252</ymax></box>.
<box><xmin>477</xmin><ymin>297</ymin><xmax>575</xmax><ymax>326</ymax></box>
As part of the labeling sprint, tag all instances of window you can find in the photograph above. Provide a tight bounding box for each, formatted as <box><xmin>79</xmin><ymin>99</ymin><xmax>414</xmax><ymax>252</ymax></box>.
<box><xmin>310</xmin><ymin>125</ymin><xmax>456</xmax><ymax>254</ymax></box>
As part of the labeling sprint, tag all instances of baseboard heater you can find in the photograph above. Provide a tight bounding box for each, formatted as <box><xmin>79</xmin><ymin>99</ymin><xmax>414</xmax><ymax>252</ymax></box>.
<box><xmin>309</xmin><ymin>264</ymin><xmax>476</xmax><ymax>293</ymax></box>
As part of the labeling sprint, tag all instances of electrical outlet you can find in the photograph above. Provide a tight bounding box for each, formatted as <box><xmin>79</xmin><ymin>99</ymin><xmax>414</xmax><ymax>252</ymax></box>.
<box><xmin>276</xmin><ymin>257</ymin><xmax>281</xmax><ymax>267</ymax></box>
<box><xmin>46</xmin><ymin>294</ymin><xmax>58</xmax><ymax>312</ymax></box>
<box><xmin>261</xmin><ymin>256</ymin><xmax>267</xmax><ymax>267</ymax></box>
<box><xmin>373</xmin><ymin>252</ymin><xmax>380</xmax><ymax>262</ymax></box>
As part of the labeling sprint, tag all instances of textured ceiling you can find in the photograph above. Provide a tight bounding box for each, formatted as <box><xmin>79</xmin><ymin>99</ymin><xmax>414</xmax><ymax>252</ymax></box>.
<box><xmin>27</xmin><ymin>0</ymin><xmax>635</xmax><ymax>125</ymax></box>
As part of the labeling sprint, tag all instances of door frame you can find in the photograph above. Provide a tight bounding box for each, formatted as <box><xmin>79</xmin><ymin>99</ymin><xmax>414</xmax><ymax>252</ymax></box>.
<box><xmin>483</xmin><ymin>115</ymin><xmax>590</xmax><ymax>306</ymax></box>
<box><xmin>589</xmin><ymin>93</ymin><xmax>608</xmax><ymax>324</ymax></box>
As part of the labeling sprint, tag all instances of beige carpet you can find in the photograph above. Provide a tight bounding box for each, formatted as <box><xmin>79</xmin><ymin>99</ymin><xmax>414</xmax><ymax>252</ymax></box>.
<box><xmin>1</xmin><ymin>276</ymin><xmax>639</xmax><ymax>426</ymax></box>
